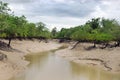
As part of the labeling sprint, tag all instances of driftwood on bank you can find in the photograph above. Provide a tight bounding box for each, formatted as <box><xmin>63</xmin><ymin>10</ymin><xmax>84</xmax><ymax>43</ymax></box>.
<box><xmin>70</xmin><ymin>41</ymin><xmax>80</xmax><ymax>50</ymax></box>
<box><xmin>70</xmin><ymin>41</ymin><xmax>120</xmax><ymax>50</ymax></box>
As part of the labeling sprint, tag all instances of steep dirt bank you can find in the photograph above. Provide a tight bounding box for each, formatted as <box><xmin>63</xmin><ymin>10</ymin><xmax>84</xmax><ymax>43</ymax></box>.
<box><xmin>0</xmin><ymin>39</ymin><xmax>61</xmax><ymax>80</ymax></box>
<box><xmin>55</xmin><ymin>42</ymin><xmax>120</xmax><ymax>73</ymax></box>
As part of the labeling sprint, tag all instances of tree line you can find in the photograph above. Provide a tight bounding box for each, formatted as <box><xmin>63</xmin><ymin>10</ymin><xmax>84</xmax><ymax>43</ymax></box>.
<box><xmin>53</xmin><ymin>18</ymin><xmax>120</xmax><ymax>48</ymax></box>
<box><xmin>0</xmin><ymin>1</ymin><xmax>120</xmax><ymax>48</ymax></box>
<box><xmin>0</xmin><ymin>1</ymin><xmax>51</xmax><ymax>46</ymax></box>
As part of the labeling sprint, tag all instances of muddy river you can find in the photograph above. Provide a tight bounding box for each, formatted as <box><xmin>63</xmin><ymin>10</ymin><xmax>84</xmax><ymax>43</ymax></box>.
<box><xmin>10</xmin><ymin>51</ymin><xmax>120</xmax><ymax>80</ymax></box>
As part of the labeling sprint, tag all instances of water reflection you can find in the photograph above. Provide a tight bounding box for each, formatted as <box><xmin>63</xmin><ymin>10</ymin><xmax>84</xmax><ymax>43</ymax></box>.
<box><xmin>26</xmin><ymin>52</ymin><xmax>49</xmax><ymax>70</ymax></box>
<box><xmin>70</xmin><ymin>62</ymin><xmax>120</xmax><ymax>80</ymax></box>
<box><xmin>10</xmin><ymin>51</ymin><xmax>120</xmax><ymax>80</ymax></box>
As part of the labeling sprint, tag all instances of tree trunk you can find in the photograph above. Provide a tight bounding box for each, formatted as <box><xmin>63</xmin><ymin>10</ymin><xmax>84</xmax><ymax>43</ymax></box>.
<box><xmin>7</xmin><ymin>38</ymin><xmax>11</xmax><ymax>47</ymax></box>
<box><xmin>93</xmin><ymin>41</ymin><xmax>96</xmax><ymax>48</ymax></box>
<box><xmin>106</xmin><ymin>43</ymin><xmax>109</xmax><ymax>47</ymax></box>
<box><xmin>71</xmin><ymin>41</ymin><xmax>80</xmax><ymax>50</ymax></box>
<box><xmin>115</xmin><ymin>41</ymin><xmax>120</xmax><ymax>47</ymax></box>
<box><xmin>117</xmin><ymin>41</ymin><xmax>120</xmax><ymax>46</ymax></box>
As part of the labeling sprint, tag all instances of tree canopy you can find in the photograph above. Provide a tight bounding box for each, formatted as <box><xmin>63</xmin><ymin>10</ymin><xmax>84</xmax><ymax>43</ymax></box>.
<box><xmin>0</xmin><ymin>1</ymin><xmax>120</xmax><ymax>47</ymax></box>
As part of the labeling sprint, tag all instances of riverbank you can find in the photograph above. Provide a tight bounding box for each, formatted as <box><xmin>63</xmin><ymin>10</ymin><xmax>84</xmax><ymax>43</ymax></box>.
<box><xmin>55</xmin><ymin>42</ymin><xmax>120</xmax><ymax>73</ymax></box>
<box><xmin>0</xmin><ymin>40</ymin><xmax>120</xmax><ymax>80</ymax></box>
<box><xmin>0</xmin><ymin>39</ymin><xmax>61</xmax><ymax>80</ymax></box>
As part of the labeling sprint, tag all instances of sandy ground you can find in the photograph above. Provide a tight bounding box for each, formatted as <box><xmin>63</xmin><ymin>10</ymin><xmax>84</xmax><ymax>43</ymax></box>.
<box><xmin>55</xmin><ymin>42</ymin><xmax>120</xmax><ymax>73</ymax></box>
<box><xmin>0</xmin><ymin>39</ymin><xmax>61</xmax><ymax>80</ymax></box>
<box><xmin>0</xmin><ymin>40</ymin><xmax>120</xmax><ymax>80</ymax></box>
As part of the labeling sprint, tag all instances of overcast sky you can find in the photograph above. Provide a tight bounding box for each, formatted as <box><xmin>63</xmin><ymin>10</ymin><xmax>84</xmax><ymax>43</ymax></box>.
<box><xmin>2</xmin><ymin>0</ymin><xmax>120</xmax><ymax>30</ymax></box>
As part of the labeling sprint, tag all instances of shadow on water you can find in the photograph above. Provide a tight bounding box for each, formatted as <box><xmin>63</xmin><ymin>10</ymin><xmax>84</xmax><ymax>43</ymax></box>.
<box><xmin>10</xmin><ymin>51</ymin><xmax>120</xmax><ymax>80</ymax></box>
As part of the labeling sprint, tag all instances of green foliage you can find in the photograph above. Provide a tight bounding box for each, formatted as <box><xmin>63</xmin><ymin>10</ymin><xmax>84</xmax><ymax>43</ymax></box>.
<box><xmin>0</xmin><ymin>1</ymin><xmax>51</xmax><ymax>39</ymax></box>
<box><xmin>51</xmin><ymin>27</ymin><xmax>57</xmax><ymax>38</ymax></box>
<box><xmin>91</xmin><ymin>33</ymin><xmax>114</xmax><ymax>42</ymax></box>
<box><xmin>0</xmin><ymin>1</ymin><xmax>120</xmax><ymax>46</ymax></box>
<box><xmin>56</xmin><ymin>17</ymin><xmax>120</xmax><ymax>44</ymax></box>
<box><xmin>86</xmin><ymin>18</ymin><xmax>100</xmax><ymax>29</ymax></box>
<box><xmin>71</xmin><ymin>27</ymin><xmax>90</xmax><ymax>41</ymax></box>
<box><xmin>24</xmin><ymin>23</ymin><xmax>36</xmax><ymax>37</ymax></box>
<box><xmin>35</xmin><ymin>22</ymin><xmax>51</xmax><ymax>38</ymax></box>
<box><xmin>57</xmin><ymin>28</ymin><xmax>68</xmax><ymax>39</ymax></box>
<box><xmin>0</xmin><ymin>1</ymin><xmax>10</xmax><ymax>14</ymax></box>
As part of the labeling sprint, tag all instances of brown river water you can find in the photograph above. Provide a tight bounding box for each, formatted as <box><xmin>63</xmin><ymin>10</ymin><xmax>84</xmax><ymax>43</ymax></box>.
<box><xmin>10</xmin><ymin>51</ymin><xmax>120</xmax><ymax>80</ymax></box>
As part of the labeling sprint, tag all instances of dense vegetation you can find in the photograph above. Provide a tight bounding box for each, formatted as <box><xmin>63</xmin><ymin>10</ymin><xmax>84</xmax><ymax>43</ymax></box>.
<box><xmin>0</xmin><ymin>1</ymin><xmax>51</xmax><ymax>46</ymax></box>
<box><xmin>0</xmin><ymin>1</ymin><xmax>120</xmax><ymax>48</ymax></box>
<box><xmin>55</xmin><ymin>18</ymin><xmax>120</xmax><ymax>48</ymax></box>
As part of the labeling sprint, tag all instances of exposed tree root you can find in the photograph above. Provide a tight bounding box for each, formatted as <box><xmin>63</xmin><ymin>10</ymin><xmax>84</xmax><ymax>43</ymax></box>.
<box><xmin>78</xmin><ymin>58</ymin><xmax>112</xmax><ymax>71</ymax></box>
<box><xmin>71</xmin><ymin>41</ymin><xmax>80</xmax><ymax>50</ymax></box>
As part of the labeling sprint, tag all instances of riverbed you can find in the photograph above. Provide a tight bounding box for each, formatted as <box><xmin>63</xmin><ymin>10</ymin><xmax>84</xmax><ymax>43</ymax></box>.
<box><xmin>10</xmin><ymin>51</ymin><xmax>120</xmax><ymax>80</ymax></box>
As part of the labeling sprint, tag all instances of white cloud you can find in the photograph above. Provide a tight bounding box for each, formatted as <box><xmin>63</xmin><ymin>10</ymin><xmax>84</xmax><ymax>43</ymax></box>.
<box><xmin>89</xmin><ymin>5</ymin><xmax>107</xmax><ymax>18</ymax></box>
<box><xmin>53</xmin><ymin>0</ymin><xmax>66</xmax><ymax>3</ymax></box>
<box><xmin>27</xmin><ymin>16</ymin><xmax>88</xmax><ymax>30</ymax></box>
<box><xmin>2</xmin><ymin>0</ymin><xmax>120</xmax><ymax>30</ymax></box>
<box><xmin>9</xmin><ymin>4</ymin><xmax>25</xmax><ymax>12</ymax></box>
<box><xmin>99</xmin><ymin>0</ymin><xmax>120</xmax><ymax>21</ymax></box>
